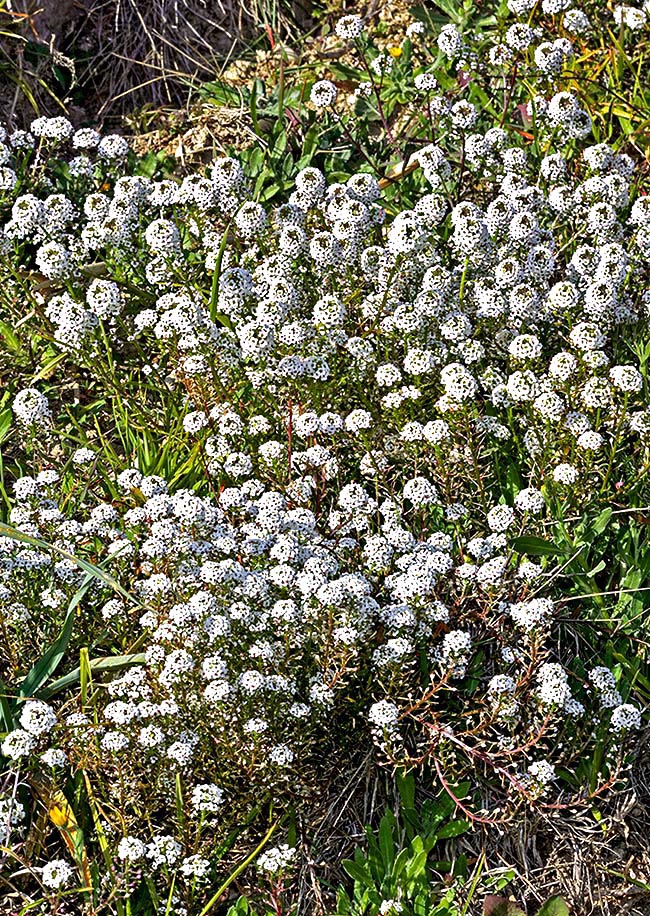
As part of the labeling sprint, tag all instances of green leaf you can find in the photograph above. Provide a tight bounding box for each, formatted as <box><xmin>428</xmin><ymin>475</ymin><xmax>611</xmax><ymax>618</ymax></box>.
<box><xmin>378</xmin><ymin>814</ymin><xmax>395</xmax><ymax>871</ymax></box>
<box><xmin>0</xmin><ymin>319</ymin><xmax>22</xmax><ymax>353</ymax></box>
<box><xmin>592</xmin><ymin>508</ymin><xmax>613</xmax><ymax>535</ymax></box>
<box><xmin>32</xmin><ymin>352</ymin><xmax>67</xmax><ymax>381</ymax></box>
<box><xmin>364</xmin><ymin>832</ymin><xmax>382</xmax><ymax>880</ymax></box>
<box><xmin>0</xmin><ymin>408</ymin><xmax>12</xmax><ymax>445</ymax></box>
<box><xmin>0</xmin><ymin>675</ymin><xmax>14</xmax><ymax>732</ymax></box>
<box><xmin>82</xmin><ymin>771</ymin><xmax>115</xmax><ymax>886</ymax></box>
<box><xmin>452</xmin><ymin>852</ymin><xmax>468</xmax><ymax>879</ymax></box>
<box><xmin>260</xmin><ymin>183</ymin><xmax>282</xmax><ymax>202</ymax></box>
<box><xmin>404</xmin><ymin>848</ymin><xmax>428</xmax><ymax>882</ymax></box>
<box><xmin>0</xmin><ymin>522</ymin><xmax>140</xmax><ymax>607</ymax></box>
<box><xmin>39</xmin><ymin>653</ymin><xmax>146</xmax><ymax>700</ymax></box>
<box><xmin>336</xmin><ymin>887</ymin><xmax>352</xmax><ymax>915</ymax></box>
<box><xmin>79</xmin><ymin>648</ymin><xmax>91</xmax><ymax>706</ymax></box>
<box><xmin>537</xmin><ymin>897</ymin><xmax>570</xmax><ymax>916</ymax></box>
<box><xmin>209</xmin><ymin>225</ymin><xmax>232</xmax><ymax>323</ymax></box>
<box><xmin>16</xmin><ymin>573</ymin><xmax>94</xmax><ymax>702</ymax></box>
<box><xmin>175</xmin><ymin>772</ymin><xmax>185</xmax><ymax>829</ymax></box>
<box><xmin>511</xmin><ymin>535</ymin><xmax>566</xmax><ymax>557</ymax></box>
<box><xmin>342</xmin><ymin>857</ymin><xmax>374</xmax><ymax>888</ymax></box>
<box><xmin>271</xmin><ymin>129</ymin><xmax>288</xmax><ymax>156</ymax></box>
<box><xmin>436</xmin><ymin>819</ymin><xmax>470</xmax><ymax>840</ymax></box>
<box><xmin>250</xmin><ymin>80</ymin><xmax>260</xmax><ymax>135</ymax></box>
<box><xmin>393</xmin><ymin>847</ymin><xmax>412</xmax><ymax>879</ymax></box>
<box><xmin>396</xmin><ymin>770</ymin><xmax>415</xmax><ymax>809</ymax></box>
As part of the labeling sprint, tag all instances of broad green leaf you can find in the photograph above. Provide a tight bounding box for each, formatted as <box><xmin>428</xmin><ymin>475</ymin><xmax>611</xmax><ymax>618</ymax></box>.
<box><xmin>0</xmin><ymin>319</ymin><xmax>21</xmax><ymax>352</ymax></box>
<box><xmin>436</xmin><ymin>819</ymin><xmax>470</xmax><ymax>840</ymax></box>
<box><xmin>226</xmin><ymin>898</ymin><xmax>251</xmax><ymax>916</ymax></box>
<box><xmin>512</xmin><ymin>535</ymin><xmax>566</xmax><ymax>557</ymax></box>
<box><xmin>592</xmin><ymin>508</ymin><xmax>613</xmax><ymax>535</ymax></box>
<box><xmin>378</xmin><ymin>814</ymin><xmax>395</xmax><ymax>871</ymax></box>
<box><xmin>396</xmin><ymin>770</ymin><xmax>415</xmax><ymax>808</ymax></box>
<box><xmin>393</xmin><ymin>847</ymin><xmax>412</xmax><ymax>878</ymax></box>
<box><xmin>404</xmin><ymin>848</ymin><xmax>428</xmax><ymax>882</ymax></box>
<box><xmin>260</xmin><ymin>182</ymin><xmax>282</xmax><ymax>202</ymax></box>
<box><xmin>342</xmin><ymin>858</ymin><xmax>373</xmax><ymax>887</ymax></box>
<box><xmin>32</xmin><ymin>352</ymin><xmax>66</xmax><ymax>381</ymax></box>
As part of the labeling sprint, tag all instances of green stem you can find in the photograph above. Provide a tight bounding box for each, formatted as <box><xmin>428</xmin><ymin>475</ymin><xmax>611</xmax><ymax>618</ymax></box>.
<box><xmin>198</xmin><ymin>819</ymin><xmax>281</xmax><ymax>916</ymax></box>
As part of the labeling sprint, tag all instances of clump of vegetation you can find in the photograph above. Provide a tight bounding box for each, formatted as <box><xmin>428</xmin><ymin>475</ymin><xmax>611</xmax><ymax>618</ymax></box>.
<box><xmin>0</xmin><ymin>1</ymin><xmax>649</xmax><ymax>914</ymax></box>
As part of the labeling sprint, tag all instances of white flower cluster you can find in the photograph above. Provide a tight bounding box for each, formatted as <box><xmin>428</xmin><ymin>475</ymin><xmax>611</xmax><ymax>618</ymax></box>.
<box><xmin>0</xmin><ymin>0</ymin><xmax>647</xmax><ymax>904</ymax></box>
<box><xmin>256</xmin><ymin>844</ymin><xmax>296</xmax><ymax>874</ymax></box>
<box><xmin>12</xmin><ymin>388</ymin><xmax>51</xmax><ymax>427</ymax></box>
<box><xmin>1</xmin><ymin>90</ymin><xmax>644</xmax><ymax>823</ymax></box>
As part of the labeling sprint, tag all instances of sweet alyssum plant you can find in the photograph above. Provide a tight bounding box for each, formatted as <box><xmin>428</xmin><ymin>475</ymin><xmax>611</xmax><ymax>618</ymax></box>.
<box><xmin>0</xmin><ymin>1</ymin><xmax>649</xmax><ymax>913</ymax></box>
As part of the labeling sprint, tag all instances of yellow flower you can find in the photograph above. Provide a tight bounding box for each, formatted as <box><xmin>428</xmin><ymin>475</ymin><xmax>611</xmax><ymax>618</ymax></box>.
<box><xmin>49</xmin><ymin>802</ymin><xmax>71</xmax><ymax>827</ymax></box>
<box><xmin>388</xmin><ymin>46</ymin><xmax>403</xmax><ymax>58</ymax></box>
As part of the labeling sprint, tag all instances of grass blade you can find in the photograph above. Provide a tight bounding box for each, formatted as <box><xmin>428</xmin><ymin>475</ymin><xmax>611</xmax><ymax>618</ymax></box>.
<box><xmin>39</xmin><ymin>654</ymin><xmax>146</xmax><ymax>700</ymax></box>
<box><xmin>17</xmin><ymin>574</ymin><xmax>94</xmax><ymax>702</ymax></box>
<box><xmin>0</xmin><ymin>522</ymin><xmax>141</xmax><ymax>607</ymax></box>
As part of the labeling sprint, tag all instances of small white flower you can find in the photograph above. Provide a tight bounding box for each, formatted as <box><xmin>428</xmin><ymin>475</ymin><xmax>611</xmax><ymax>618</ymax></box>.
<box><xmin>310</xmin><ymin>80</ymin><xmax>338</xmax><ymax>108</ymax></box>
<box><xmin>42</xmin><ymin>859</ymin><xmax>74</xmax><ymax>889</ymax></box>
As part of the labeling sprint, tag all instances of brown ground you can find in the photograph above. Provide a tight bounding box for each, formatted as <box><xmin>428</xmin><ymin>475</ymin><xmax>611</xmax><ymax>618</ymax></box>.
<box><xmin>127</xmin><ymin>0</ymin><xmax>422</xmax><ymax>167</ymax></box>
<box><xmin>301</xmin><ymin>756</ymin><xmax>650</xmax><ymax>916</ymax></box>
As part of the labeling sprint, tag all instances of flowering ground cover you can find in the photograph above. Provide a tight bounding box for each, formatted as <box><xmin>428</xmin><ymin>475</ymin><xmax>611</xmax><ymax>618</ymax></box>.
<box><xmin>1</xmin><ymin>1</ymin><xmax>650</xmax><ymax>914</ymax></box>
